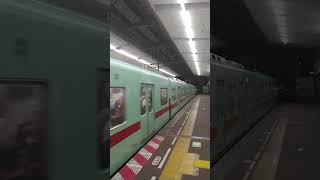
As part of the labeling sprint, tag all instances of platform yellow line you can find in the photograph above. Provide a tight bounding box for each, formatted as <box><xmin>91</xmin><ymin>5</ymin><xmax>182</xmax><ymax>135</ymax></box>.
<box><xmin>194</xmin><ymin>160</ymin><xmax>210</xmax><ymax>169</ymax></box>
<box><xmin>159</xmin><ymin>98</ymin><xmax>200</xmax><ymax>180</ymax></box>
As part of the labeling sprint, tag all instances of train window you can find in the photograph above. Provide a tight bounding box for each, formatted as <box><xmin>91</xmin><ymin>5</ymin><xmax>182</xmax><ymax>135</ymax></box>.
<box><xmin>182</xmin><ymin>88</ymin><xmax>184</xmax><ymax>100</ymax></box>
<box><xmin>141</xmin><ymin>87</ymin><xmax>147</xmax><ymax>115</ymax></box>
<box><xmin>141</xmin><ymin>86</ymin><xmax>153</xmax><ymax>114</ymax></box>
<box><xmin>160</xmin><ymin>88</ymin><xmax>168</xmax><ymax>106</ymax></box>
<box><xmin>148</xmin><ymin>87</ymin><xmax>153</xmax><ymax>112</ymax></box>
<box><xmin>110</xmin><ymin>87</ymin><xmax>126</xmax><ymax>128</ymax></box>
<box><xmin>0</xmin><ymin>81</ymin><xmax>49</xmax><ymax>179</ymax></box>
<box><xmin>172</xmin><ymin>88</ymin><xmax>176</xmax><ymax>101</ymax></box>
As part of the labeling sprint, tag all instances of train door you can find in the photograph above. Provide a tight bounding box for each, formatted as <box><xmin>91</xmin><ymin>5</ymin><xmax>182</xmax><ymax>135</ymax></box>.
<box><xmin>141</xmin><ymin>84</ymin><xmax>155</xmax><ymax>136</ymax></box>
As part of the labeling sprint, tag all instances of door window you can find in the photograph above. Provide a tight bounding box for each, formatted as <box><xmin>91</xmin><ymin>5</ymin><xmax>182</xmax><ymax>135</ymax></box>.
<box><xmin>160</xmin><ymin>88</ymin><xmax>168</xmax><ymax>106</ymax></box>
<box><xmin>172</xmin><ymin>88</ymin><xmax>176</xmax><ymax>101</ymax></box>
<box><xmin>148</xmin><ymin>87</ymin><xmax>153</xmax><ymax>112</ymax></box>
<box><xmin>110</xmin><ymin>87</ymin><xmax>125</xmax><ymax>128</ymax></box>
<box><xmin>0</xmin><ymin>81</ymin><xmax>49</xmax><ymax>179</ymax></box>
<box><xmin>140</xmin><ymin>86</ymin><xmax>147</xmax><ymax>115</ymax></box>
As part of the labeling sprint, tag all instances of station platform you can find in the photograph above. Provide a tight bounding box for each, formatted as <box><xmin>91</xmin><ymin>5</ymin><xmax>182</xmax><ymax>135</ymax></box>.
<box><xmin>112</xmin><ymin>95</ymin><xmax>210</xmax><ymax>180</ymax></box>
<box><xmin>213</xmin><ymin>103</ymin><xmax>320</xmax><ymax>180</ymax></box>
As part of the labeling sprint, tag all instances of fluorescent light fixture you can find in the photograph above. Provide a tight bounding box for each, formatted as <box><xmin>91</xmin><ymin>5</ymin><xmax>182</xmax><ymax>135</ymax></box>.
<box><xmin>185</xmin><ymin>27</ymin><xmax>194</xmax><ymax>39</ymax></box>
<box><xmin>179</xmin><ymin>1</ymin><xmax>201</xmax><ymax>76</ymax></box>
<box><xmin>180</xmin><ymin>10</ymin><xmax>192</xmax><ymax>27</ymax></box>
<box><xmin>195</xmin><ymin>63</ymin><xmax>199</xmax><ymax>70</ymax></box>
<box><xmin>271</xmin><ymin>0</ymin><xmax>289</xmax><ymax>44</ymax></box>
<box><xmin>110</xmin><ymin>43</ymin><xmax>176</xmax><ymax>77</ymax></box>
<box><xmin>115</xmin><ymin>49</ymin><xmax>138</xmax><ymax>60</ymax></box>
<box><xmin>271</xmin><ymin>0</ymin><xmax>285</xmax><ymax>12</ymax></box>
<box><xmin>159</xmin><ymin>69</ymin><xmax>176</xmax><ymax>77</ymax></box>
<box><xmin>179</xmin><ymin>0</ymin><xmax>186</xmax><ymax>10</ymax></box>
<box><xmin>189</xmin><ymin>40</ymin><xmax>196</xmax><ymax>54</ymax></box>
<box><xmin>110</xmin><ymin>44</ymin><xmax>116</xmax><ymax>50</ymax></box>
<box><xmin>196</xmin><ymin>66</ymin><xmax>200</xmax><ymax>75</ymax></box>
<box><xmin>192</xmin><ymin>53</ymin><xmax>198</xmax><ymax>61</ymax></box>
<box><xmin>192</xmin><ymin>53</ymin><xmax>200</xmax><ymax>75</ymax></box>
<box><xmin>136</xmin><ymin>58</ymin><xmax>149</xmax><ymax>65</ymax></box>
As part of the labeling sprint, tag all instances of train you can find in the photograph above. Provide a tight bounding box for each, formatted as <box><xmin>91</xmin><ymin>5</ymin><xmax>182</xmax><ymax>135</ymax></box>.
<box><xmin>211</xmin><ymin>54</ymin><xmax>279</xmax><ymax>164</ymax></box>
<box><xmin>110</xmin><ymin>58</ymin><xmax>197</xmax><ymax>175</ymax></box>
<box><xmin>0</xmin><ymin>1</ymin><xmax>108</xmax><ymax>179</ymax></box>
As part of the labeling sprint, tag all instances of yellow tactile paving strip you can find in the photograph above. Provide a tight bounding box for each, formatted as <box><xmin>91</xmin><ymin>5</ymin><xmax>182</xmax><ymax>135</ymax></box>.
<box><xmin>159</xmin><ymin>99</ymin><xmax>201</xmax><ymax>180</ymax></box>
<box><xmin>194</xmin><ymin>160</ymin><xmax>210</xmax><ymax>169</ymax></box>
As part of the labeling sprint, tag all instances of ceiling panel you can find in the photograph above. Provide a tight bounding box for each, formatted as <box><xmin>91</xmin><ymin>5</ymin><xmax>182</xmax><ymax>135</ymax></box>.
<box><xmin>148</xmin><ymin>0</ymin><xmax>210</xmax><ymax>76</ymax></box>
<box><xmin>244</xmin><ymin>0</ymin><xmax>320</xmax><ymax>47</ymax></box>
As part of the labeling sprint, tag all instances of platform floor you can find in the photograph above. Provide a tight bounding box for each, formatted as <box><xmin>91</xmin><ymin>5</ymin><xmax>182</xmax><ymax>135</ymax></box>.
<box><xmin>213</xmin><ymin>103</ymin><xmax>320</xmax><ymax>180</ymax></box>
<box><xmin>111</xmin><ymin>95</ymin><xmax>210</xmax><ymax>180</ymax></box>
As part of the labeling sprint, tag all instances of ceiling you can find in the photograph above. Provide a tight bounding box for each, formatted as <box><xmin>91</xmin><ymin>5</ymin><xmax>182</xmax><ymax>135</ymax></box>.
<box><xmin>43</xmin><ymin>0</ymin><xmax>209</xmax><ymax>85</ymax></box>
<box><xmin>211</xmin><ymin>0</ymin><xmax>320</xmax><ymax>88</ymax></box>
<box><xmin>109</xmin><ymin>0</ymin><xmax>196</xmax><ymax>80</ymax></box>
<box><xmin>244</xmin><ymin>0</ymin><xmax>320</xmax><ymax>47</ymax></box>
<box><xmin>148</xmin><ymin>0</ymin><xmax>210</xmax><ymax>76</ymax></box>
<box><xmin>211</xmin><ymin>0</ymin><xmax>268</xmax><ymax>50</ymax></box>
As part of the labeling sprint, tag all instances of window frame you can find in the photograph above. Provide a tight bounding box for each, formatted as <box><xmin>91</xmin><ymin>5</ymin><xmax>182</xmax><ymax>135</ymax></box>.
<box><xmin>148</xmin><ymin>87</ymin><xmax>153</xmax><ymax>112</ymax></box>
<box><xmin>110</xmin><ymin>86</ymin><xmax>127</xmax><ymax>130</ymax></box>
<box><xmin>172</xmin><ymin>88</ymin><xmax>177</xmax><ymax>102</ymax></box>
<box><xmin>160</xmin><ymin>88</ymin><xmax>168</xmax><ymax>106</ymax></box>
<box><xmin>0</xmin><ymin>79</ymin><xmax>50</xmax><ymax>176</ymax></box>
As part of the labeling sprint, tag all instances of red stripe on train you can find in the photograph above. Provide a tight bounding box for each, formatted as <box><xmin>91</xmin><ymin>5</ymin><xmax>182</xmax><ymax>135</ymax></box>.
<box><xmin>155</xmin><ymin>106</ymin><xmax>169</xmax><ymax>118</ymax></box>
<box><xmin>155</xmin><ymin>101</ymin><xmax>179</xmax><ymax>118</ymax></box>
<box><xmin>110</xmin><ymin>121</ymin><xmax>141</xmax><ymax>148</ymax></box>
<box><xmin>171</xmin><ymin>101</ymin><xmax>178</xmax><ymax>109</ymax></box>
<box><xmin>111</xmin><ymin>101</ymin><xmax>179</xmax><ymax>147</ymax></box>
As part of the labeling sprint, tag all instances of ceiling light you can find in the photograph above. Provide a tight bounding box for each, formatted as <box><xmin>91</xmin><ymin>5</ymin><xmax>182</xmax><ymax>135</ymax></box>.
<box><xmin>271</xmin><ymin>0</ymin><xmax>289</xmax><ymax>44</ymax></box>
<box><xmin>192</xmin><ymin>53</ymin><xmax>198</xmax><ymax>61</ymax></box>
<box><xmin>188</xmin><ymin>40</ymin><xmax>196</xmax><ymax>54</ymax></box>
<box><xmin>185</xmin><ymin>27</ymin><xmax>194</xmax><ymax>39</ymax></box>
<box><xmin>116</xmin><ymin>49</ymin><xmax>138</xmax><ymax>60</ymax></box>
<box><xmin>110</xmin><ymin>44</ymin><xmax>116</xmax><ymax>50</ymax></box>
<box><xmin>179</xmin><ymin>1</ymin><xmax>201</xmax><ymax>76</ymax></box>
<box><xmin>192</xmin><ymin>53</ymin><xmax>200</xmax><ymax>75</ymax></box>
<box><xmin>196</xmin><ymin>67</ymin><xmax>200</xmax><ymax>76</ymax></box>
<box><xmin>136</xmin><ymin>58</ymin><xmax>149</xmax><ymax>65</ymax></box>
<box><xmin>180</xmin><ymin>10</ymin><xmax>192</xmax><ymax>27</ymax></box>
<box><xmin>159</xmin><ymin>69</ymin><xmax>176</xmax><ymax>77</ymax></box>
<box><xmin>179</xmin><ymin>0</ymin><xmax>186</xmax><ymax>10</ymax></box>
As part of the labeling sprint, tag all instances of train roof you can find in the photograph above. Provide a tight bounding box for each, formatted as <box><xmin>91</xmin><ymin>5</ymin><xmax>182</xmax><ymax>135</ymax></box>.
<box><xmin>211</xmin><ymin>53</ymin><xmax>276</xmax><ymax>81</ymax></box>
<box><xmin>211</xmin><ymin>54</ymin><xmax>245</xmax><ymax>69</ymax></box>
<box><xmin>110</xmin><ymin>58</ymin><xmax>194</xmax><ymax>86</ymax></box>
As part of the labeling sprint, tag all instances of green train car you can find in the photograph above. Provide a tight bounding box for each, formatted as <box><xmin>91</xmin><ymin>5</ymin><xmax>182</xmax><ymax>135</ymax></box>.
<box><xmin>0</xmin><ymin>0</ymin><xmax>108</xmax><ymax>179</ymax></box>
<box><xmin>110</xmin><ymin>58</ymin><xmax>196</xmax><ymax>175</ymax></box>
<box><xmin>202</xmin><ymin>85</ymin><xmax>209</xmax><ymax>94</ymax></box>
<box><xmin>211</xmin><ymin>54</ymin><xmax>278</xmax><ymax>164</ymax></box>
